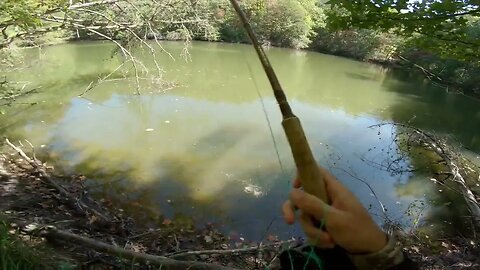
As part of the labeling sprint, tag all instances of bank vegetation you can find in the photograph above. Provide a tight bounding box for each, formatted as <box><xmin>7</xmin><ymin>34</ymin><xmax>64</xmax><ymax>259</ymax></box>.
<box><xmin>1</xmin><ymin>1</ymin><xmax>480</xmax><ymax>96</ymax></box>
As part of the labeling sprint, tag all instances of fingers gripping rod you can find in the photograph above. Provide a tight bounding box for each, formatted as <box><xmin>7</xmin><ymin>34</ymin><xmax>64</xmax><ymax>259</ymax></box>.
<box><xmin>229</xmin><ymin>0</ymin><xmax>328</xmax><ymax>203</ymax></box>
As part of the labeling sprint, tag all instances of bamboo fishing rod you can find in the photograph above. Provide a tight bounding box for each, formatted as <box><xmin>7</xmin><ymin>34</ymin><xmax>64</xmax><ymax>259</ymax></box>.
<box><xmin>229</xmin><ymin>0</ymin><xmax>328</xmax><ymax>203</ymax></box>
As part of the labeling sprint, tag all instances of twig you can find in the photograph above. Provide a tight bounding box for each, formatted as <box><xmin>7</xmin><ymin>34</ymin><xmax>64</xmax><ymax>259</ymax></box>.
<box><xmin>68</xmin><ymin>0</ymin><xmax>119</xmax><ymax>10</ymax></box>
<box><xmin>129</xmin><ymin>229</ymin><xmax>162</xmax><ymax>240</ymax></box>
<box><xmin>6</xmin><ymin>139</ymin><xmax>113</xmax><ymax>225</ymax></box>
<box><xmin>23</xmin><ymin>139</ymin><xmax>37</xmax><ymax>162</ymax></box>
<box><xmin>76</xmin><ymin>7</ymin><xmax>163</xmax><ymax>78</ymax></box>
<box><xmin>41</xmin><ymin>227</ymin><xmax>238</xmax><ymax>270</ymax></box>
<box><xmin>369</xmin><ymin>123</ymin><xmax>480</xmax><ymax>227</ymax></box>
<box><xmin>0</xmin><ymin>87</ymin><xmax>40</xmax><ymax>101</ymax></box>
<box><xmin>79</xmin><ymin>61</ymin><xmax>128</xmax><ymax>97</ymax></box>
<box><xmin>72</xmin><ymin>25</ymin><xmax>142</xmax><ymax>94</ymax></box>
<box><xmin>166</xmin><ymin>240</ymin><xmax>295</xmax><ymax>259</ymax></box>
<box><xmin>333</xmin><ymin>167</ymin><xmax>389</xmax><ymax>220</ymax></box>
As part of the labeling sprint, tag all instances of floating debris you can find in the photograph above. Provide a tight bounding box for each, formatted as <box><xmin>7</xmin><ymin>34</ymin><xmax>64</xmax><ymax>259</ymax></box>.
<box><xmin>244</xmin><ymin>184</ymin><xmax>263</xmax><ymax>197</ymax></box>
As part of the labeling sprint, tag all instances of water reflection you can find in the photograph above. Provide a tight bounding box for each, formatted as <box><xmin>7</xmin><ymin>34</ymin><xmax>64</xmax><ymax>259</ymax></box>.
<box><xmin>1</xmin><ymin>41</ymin><xmax>479</xmax><ymax>239</ymax></box>
<box><xmin>380</xmin><ymin>69</ymin><xmax>480</xmax><ymax>151</ymax></box>
<box><xmin>26</xmin><ymin>94</ymin><xmax>417</xmax><ymax>239</ymax></box>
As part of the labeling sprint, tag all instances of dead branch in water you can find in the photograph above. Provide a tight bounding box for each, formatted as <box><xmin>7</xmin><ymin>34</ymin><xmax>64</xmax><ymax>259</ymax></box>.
<box><xmin>5</xmin><ymin>139</ymin><xmax>114</xmax><ymax>226</ymax></box>
<box><xmin>369</xmin><ymin>123</ymin><xmax>480</xmax><ymax>228</ymax></box>
<box><xmin>40</xmin><ymin>226</ymin><xmax>238</xmax><ymax>270</ymax></box>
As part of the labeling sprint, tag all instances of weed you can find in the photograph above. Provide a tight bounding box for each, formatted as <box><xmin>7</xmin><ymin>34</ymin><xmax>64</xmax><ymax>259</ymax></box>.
<box><xmin>0</xmin><ymin>221</ymin><xmax>40</xmax><ymax>270</ymax></box>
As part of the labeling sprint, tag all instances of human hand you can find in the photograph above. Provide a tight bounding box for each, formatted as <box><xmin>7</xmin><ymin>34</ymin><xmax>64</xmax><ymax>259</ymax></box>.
<box><xmin>282</xmin><ymin>167</ymin><xmax>387</xmax><ymax>254</ymax></box>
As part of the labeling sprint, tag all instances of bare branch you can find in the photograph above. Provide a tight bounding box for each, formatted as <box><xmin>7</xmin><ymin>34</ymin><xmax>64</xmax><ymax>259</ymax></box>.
<box><xmin>6</xmin><ymin>139</ymin><xmax>114</xmax><ymax>225</ymax></box>
<box><xmin>166</xmin><ymin>240</ymin><xmax>296</xmax><ymax>259</ymax></box>
<box><xmin>68</xmin><ymin>0</ymin><xmax>119</xmax><ymax>10</ymax></box>
<box><xmin>79</xmin><ymin>60</ymin><xmax>129</xmax><ymax>97</ymax></box>
<box><xmin>41</xmin><ymin>227</ymin><xmax>239</xmax><ymax>270</ymax></box>
<box><xmin>368</xmin><ymin>123</ymin><xmax>480</xmax><ymax>227</ymax></box>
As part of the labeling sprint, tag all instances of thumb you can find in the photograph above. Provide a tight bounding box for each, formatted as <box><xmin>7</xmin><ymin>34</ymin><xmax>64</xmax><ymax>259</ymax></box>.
<box><xmin>290</xmin><ymin>189</ymin><xmax>331</xmax><ymax>221</ymax></box>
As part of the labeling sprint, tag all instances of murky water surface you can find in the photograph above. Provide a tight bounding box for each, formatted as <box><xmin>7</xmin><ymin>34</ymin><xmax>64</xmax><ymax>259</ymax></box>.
<box><xmin>3</xmin><ymin>41</ymin><xmax>479</xmax><ymax>240</ymax></box>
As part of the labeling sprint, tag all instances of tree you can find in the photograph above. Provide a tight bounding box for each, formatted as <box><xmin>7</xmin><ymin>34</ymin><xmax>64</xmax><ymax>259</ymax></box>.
<box><xmin>0</xmin><ymin>0</ymin><xmax>220</xmax><ymax>96</ymax></box>
<box><xmin>219</xmin><ymin>0</ymin><xmax>323</xmax><ymax>48</ymax></box>
<box><xmin>0</xmin><ymin>0</ymin><xmax>68</xmax><ymax>48</ymax></box>
<box><xmin>325</xmin><ymin>0</ymin><xmax>480</xmax><ymax>61</ymax></box>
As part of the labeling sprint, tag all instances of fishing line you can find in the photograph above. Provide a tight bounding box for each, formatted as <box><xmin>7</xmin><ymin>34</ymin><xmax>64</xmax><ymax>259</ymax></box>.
<box><xmin>245</xmin><ymin>59</ymin><xmax>285</xmax><ymax>173</ymax></box>
<box><xmin>228</xmin><ymin>1</ymin><xmax>330</xmax><ymax>268</ymax></box>
<box><xmin>245</xmin><ymin>56</ymin><xmax>288</xmax><ymax>257</ymax></box>
<box><xmin>245</xmin><ymin>58</ymin><xmax>326</xmax><ymax>269</ymax></box>
<box><xmin>244</xmin><ymin>49</ymin><xmax>325</xmax><ymax>270</ymax></box>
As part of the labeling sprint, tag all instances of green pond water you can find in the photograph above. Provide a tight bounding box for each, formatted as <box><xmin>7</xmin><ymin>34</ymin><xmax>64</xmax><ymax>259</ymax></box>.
<box><xmin>2</xmin><ymin>41</ymin><xmax>480</xmax><ymax>240</ymax></box>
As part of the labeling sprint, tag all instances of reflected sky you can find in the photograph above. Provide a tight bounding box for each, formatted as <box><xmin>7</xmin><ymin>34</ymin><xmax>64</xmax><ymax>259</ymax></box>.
<box><xmin>2</xmin><ymin>41</ymin><xmax>478</xmax><ymax>240</ymax></box>
<box><xmin>21</xmin><ymin>93</ymin><xmax>418</xmax><ymax>239</ymax></box>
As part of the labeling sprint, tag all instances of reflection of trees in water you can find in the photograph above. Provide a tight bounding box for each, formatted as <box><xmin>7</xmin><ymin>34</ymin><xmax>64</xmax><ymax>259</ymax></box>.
<box><xmin>380</xmin><ymin>69</ymin><xmax>480</xmax><ymax>152</ymax></box>
<box><xmin>367</xmin><ymin>123</ymin><xmax>476</xmax><ymax>237</ymax></box>
<box><xmin>56</xmin><ymin>150</ymin><xmax>295</xmax><ymax>241</ymax></box>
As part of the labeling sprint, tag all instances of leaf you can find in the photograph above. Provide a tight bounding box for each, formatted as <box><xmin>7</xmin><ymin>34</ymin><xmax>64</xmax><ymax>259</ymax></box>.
<box><xmin>267</xmin><ymin>234</ymin><xmax>278</xmax><ymax>242</ymax></box>
<box><xmin>88</xmin><ymin>215</ymin><xmax>98</xmax><ymax>224</ymax></box>
<box><xmin>24</xmin><ymin>223</ymin><xmax>38</xmax><ymax>232</ymax></box>
<box><xmin>162</xmin><ymin>218</ymin><xmax>172</xmax><ymax>226</ymax></box>
<box><xmin>204</xmin><ymin>235</ymin><xmax>213</xmax><ymax>243</ymax></box>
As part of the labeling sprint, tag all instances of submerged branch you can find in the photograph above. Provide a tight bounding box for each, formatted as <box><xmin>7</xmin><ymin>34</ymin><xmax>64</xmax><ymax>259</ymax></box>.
<box><xmin>369</xmin><ymin>123</ymin><xmax>480</xmax><ymax>227</ymax></box>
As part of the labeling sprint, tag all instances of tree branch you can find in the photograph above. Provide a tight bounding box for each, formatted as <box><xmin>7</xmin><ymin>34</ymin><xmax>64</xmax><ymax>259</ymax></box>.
<box><xmin>68</xmin><ymin>0</ymin><xmax>119</xmax><ymax>10</ymax></box>
<box><xmin>166</xmin><ymin>240</ymin><xmax>295</xmax><ymax>259</ymax></box>
<box><xmin>368</xmin><ymin>123</ymin><xmax>480</xmax><ymax>228</ymax></box>
<box><xmin>41</xmin><ymin>227</ymin><xmax>238</xmax><ymax>270</ymax></box>
<box><xmin>6</xmin><ymin>139</ymin><xmax>114</xmax><ymax>225</ymax></box>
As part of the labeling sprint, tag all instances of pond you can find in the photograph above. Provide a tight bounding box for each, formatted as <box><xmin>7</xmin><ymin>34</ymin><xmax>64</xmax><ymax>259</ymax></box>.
<box><xmin>2</xmin><ymin>41</ymin><xmax>480</xmax><ymax>241</ymax></box>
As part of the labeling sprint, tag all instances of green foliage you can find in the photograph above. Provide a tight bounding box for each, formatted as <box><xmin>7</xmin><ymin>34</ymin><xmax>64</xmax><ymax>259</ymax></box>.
<box><xmin>325</xmin><ymin>0</ymin><xmax>480</xmax><ymax>61</ymax></box>
<box><xmin>311</xmin><ymin>28</ymin><xmax>381</xmax><ymax>60</ymax></box>
<box><xmin>1</xmin><ymin>0</ymin><xmax>479</xmax><ymax>96</ymax></box>
<box><xmin>219</xmin><ymin>0</ymin><xmax>323</xmax><ymax>48</ymax></box>
<box><xmin>0</xmin><ymin>0</ymin><xmax>67</xmax><ymax>30</ymax></box>
<box><xmin>262</xmin><ymin>0</ymin><xmax>316</xmax><ymax>48</ymax></box>
<box><xmin>399</xmin><ymin>45</ymin><xmax>480</xmax><ymax>93</ymax></box>
<box><xmin>323</xmin><ymin>1</ymin><xmax>480</xmax><ymax>95</ymax></box>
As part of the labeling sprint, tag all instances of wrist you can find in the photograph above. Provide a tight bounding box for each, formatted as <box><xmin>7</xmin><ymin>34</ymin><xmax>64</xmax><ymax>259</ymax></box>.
<box><xmin>349</xmin><ymin>231</ymin><xmax>404</xmax><ymax>270</ymax></box>
<box><xmin>366</xmin><ymin>229</ymin><xmax>388</xmax><ymax>253</ymax></box>
<box><xmin>347</xmin><ymin>228</ymin><xmax>388</xmax><ymax>254</ymax></box>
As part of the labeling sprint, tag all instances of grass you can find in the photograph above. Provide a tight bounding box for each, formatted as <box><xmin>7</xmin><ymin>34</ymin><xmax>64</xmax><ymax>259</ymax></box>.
<box><xmin>0</xmin><ymin>221</ymin><xmax>41</xmax><ymax>270</ymax></box>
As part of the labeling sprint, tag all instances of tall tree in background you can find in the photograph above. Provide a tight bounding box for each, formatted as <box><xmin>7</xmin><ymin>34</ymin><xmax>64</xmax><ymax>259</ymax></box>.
<box><xmin>326</xmin><ymin>0</ymin><xmax>480</xmax><ymax>60</ymax></box>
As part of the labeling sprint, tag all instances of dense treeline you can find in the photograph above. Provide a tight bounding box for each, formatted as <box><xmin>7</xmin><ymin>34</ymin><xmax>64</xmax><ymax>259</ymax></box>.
<box><xmin>207</xmin><ymin>0</ymin><xmax>480</xmax><ymax>96</ymax></box>
<box><xmin>1</xmin><ymin>0</ymin><xmax>479</xmax><ymax>96</ymax></box>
